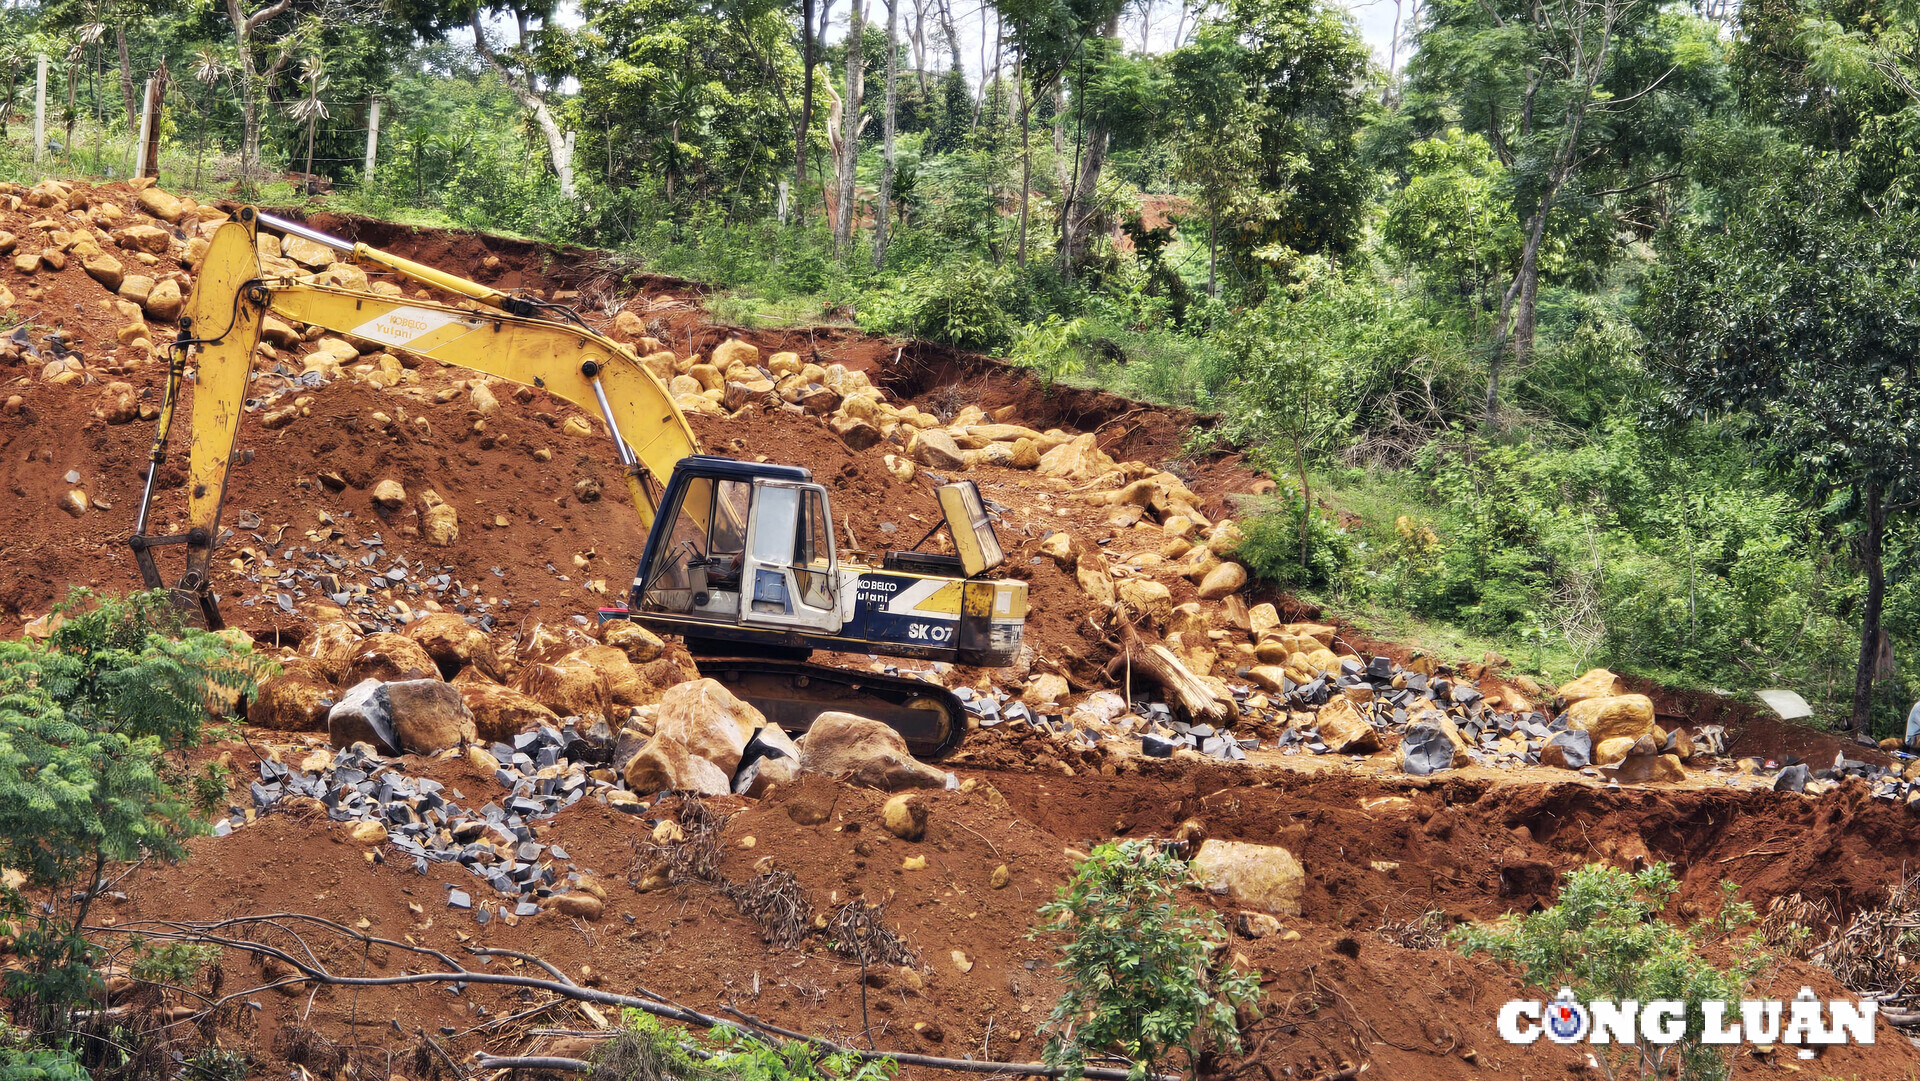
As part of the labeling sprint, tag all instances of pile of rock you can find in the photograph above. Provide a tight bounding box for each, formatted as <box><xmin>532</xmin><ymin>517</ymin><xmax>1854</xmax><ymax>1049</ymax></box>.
<box><xmin>1256</xmin><ymin>661</ymin><xmax>1719</xmax><ymax>781</ymax></box>
<box><xmin>229</xmin><ymin>674</ymin><xmax>959</xmax><ymax>921</ymax></box>
<box><xmin>1736</xmin><ymin>749</ymin><xmax>1920</xmax><ymax>805</ymax></box>
<box><xmin>228</xmin><ymin>732</ymin><xmax>610</xmax><ymax>924</ymax></box>
<box><xmin>251</xmin><ymin>608</ymin><xmax>667</xmax><ymax>741</ymax></box>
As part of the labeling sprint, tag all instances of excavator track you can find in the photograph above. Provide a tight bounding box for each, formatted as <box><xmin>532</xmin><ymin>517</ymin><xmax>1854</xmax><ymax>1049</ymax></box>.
<box><xmin>690</xmin><ymin>651</ymin><xmax>966</xmax><ymax>760</ymax></box>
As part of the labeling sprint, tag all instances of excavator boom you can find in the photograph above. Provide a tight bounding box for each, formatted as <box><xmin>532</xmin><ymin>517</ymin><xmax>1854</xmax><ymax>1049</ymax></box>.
<box><xmin>130</xmin><ymin>206</ymin><xmax>697</xmax><ymax>624</ymax></box>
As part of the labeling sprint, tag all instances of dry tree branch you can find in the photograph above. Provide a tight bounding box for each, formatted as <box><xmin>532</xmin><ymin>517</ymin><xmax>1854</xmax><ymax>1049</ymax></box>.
<box><xmin>88</xmin><ymin>912</ymin><xmax>1172</xmax><ymax>1081</ymax></box>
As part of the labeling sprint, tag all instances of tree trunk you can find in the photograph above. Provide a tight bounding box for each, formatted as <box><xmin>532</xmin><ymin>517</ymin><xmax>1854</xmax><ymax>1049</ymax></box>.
<box><xmin>1852</xmin><ymin>482</ymin><xmax>1887</xmax><ymax>740</ymax></box>
<box><xmin>115</xmin><ymin>24</ymin><xmax>137</xmax><ymax>133</ymax></box>
<box><xmin>1051</xmin><ymin>81</ymin><xmax>1068</xmax><ymax>192</ymax></box>
<box><xmin>797</xmin><ymin>0</ymin><xmax>814</xmax><ymax>189</ymax></box>
<box><xmin>470</xmin><ymin>11</ymin><xmax>575</xmax><ymax>199</ymax></box>
<box><xmin>1015</xmin><ymin>51</ymin><xmax>1028</xmax><ymax>266</ymax></box>
<box><xmin>938</xmin><ymin>0</ymin><xmax>962</xmax><ymax>72</ymax></box>
<box><xmin>910</xmin><ymin>0</ymin><xmax>930</xmax><ymax>95</ymax></box>
<box><xmin>873</xmin><ymin>0</ymin><xmax>898</xmax><ymax>269</ymax></box>
<box><xmin>1207</xmin><ymin>216</ymin><xmax>1218</xmax><ymax>297</ymax></box>
<box><xmin>1</xmin><ymin>64</ymin><xmax>18</xmax><ymax>141</ymax></box>
<box><xmin>1109</xmin><ymin>629</ymin><xmax>1230</xmax><ymax>726</ymax></box>
<box><xmin>1057</xmin><ymin>14</ymin><xmax>1119</xmax><ymax>278</ymax></box>
<box><xmin>1483</xmin><ymin>1</ymin><xmax>1616</xmax><ymax>420</ymax></box>
<box><xmin>833</xmin><ymin>0</ymin><xmax>866</xmax><ymax>257</ymax></box>
<box><xmin>225</xmin><ymin>0</ymin><xmax>293</xmax><ymax>184</ymax></box>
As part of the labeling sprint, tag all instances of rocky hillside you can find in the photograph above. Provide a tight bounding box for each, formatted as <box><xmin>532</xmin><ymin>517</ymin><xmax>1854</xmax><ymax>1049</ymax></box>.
<box><xmin>1</xmin><ymin>177</ymin><xmax>1917</xmax><ymax>1078</ymax></box>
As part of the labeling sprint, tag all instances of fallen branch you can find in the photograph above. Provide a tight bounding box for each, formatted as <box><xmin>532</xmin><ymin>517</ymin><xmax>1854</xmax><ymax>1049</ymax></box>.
<box><xmin>90</xmin><ymin>914</ymin><xmax>1175</xmax><ymax>1081</ymax></box>
<box><xmin>1112</xmin><ymin>628</ymin><xmax>1229</xmax><ymax>725</ymax></box>
<box><xmin>476</xmin><ymin>1055</ymin><xmax>592</xmax><ymax>1071</ymax></box>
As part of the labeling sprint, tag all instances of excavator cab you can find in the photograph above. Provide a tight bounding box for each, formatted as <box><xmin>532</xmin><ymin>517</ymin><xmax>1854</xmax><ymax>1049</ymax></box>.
<box><xmin>637</xmin><ymin>456</ymin><xmax>841</xmax><ymax>634</ymax></box>
<box><xmin>631</xmin><ymin>455</ymin><xmax>1025</xmax><ymax>668</ymax></box>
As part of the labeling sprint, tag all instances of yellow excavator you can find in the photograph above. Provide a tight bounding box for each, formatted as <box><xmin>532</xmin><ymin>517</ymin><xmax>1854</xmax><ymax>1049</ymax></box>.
<box><xmin>129</xmin><ymin>207</ymin><xmax>1028</xmax><ymax>757</ymax></box>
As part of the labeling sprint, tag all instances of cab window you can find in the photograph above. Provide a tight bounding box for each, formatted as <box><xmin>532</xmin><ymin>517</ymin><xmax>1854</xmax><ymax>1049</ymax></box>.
<box><xmin>798</xmin><ymin>489</ymin><xmax>833</xmax><ymax>607</ymax></box>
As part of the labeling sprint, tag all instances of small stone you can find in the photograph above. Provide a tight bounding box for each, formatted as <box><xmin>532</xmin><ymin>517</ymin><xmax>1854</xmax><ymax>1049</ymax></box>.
<box><xmin>1774</xmin><ymin>763</ymin><xmax>1810</xmax><ymax>793</ymax></box>
<box><xmin>348</xmin><ymin>820</ymin><xmax>389</xmax><ymax>844</ymax></box>
<box><xmin>1022</xmin><ymin>673</ymin><xmax>1071</xmax><ymax>708</ymax></box>
<box><xmin>1540</xmin><ymin>730</ymin><xmax>1592</xmax><ymax>770</ymax></box>
<box><xmin>60</xmin><ymin>490</ymin><xmax>89</xmax><ymax>517</ymax></box>
<box><xmin>901</xmin><ymin>855</ymin><xmax>927</xmax><ymax>871</ymax></box>
<box><xmin>418</xmin><ymin>490</ymin><xmax>459</xmax><ymax>546</ymax></box>
<box><xmin>911</xmin><ymin>429</ymin><xmax>969</xmax><ymax>471</ymax></box>
<box><xmin>881</xmin><ymin>792</ymin><xmax>928</xmax><ymax>842</ymax></box>
<box><xmin>144</xmin><ymin>279</ymin><xmax>183</xmax><ymax>322</ymax></box>
<box><xmin>989</xmin><ymin>864</ymin><xmax>1010</xmax><ymax>889</ymax></box>
<box><xmin>136</xmin><ymin>186</ymin><xmax>185</xmax><ymax>223</ymax></box>
<box><xmin>950</xmin><ymin>949</ymin><xmax>973</xmax><ymax>973</ymax></box>
<box><xmin>112</xmin><ymin>224</ymin><xmax>171</xmax><ymax>255</ymax></box>
<box><xmin>83</xmin><ymin>252</ymin><xmax>124</xmax><ymax>290</ymax></box>
<box><xmin>94</xmin><ymin>381</ymin><xmax>138</xmax><ymax>425</ymax></box>
<box><xmin>1400</xmin><ymin>722</ymin><xmax>1458</xmax><ymax>776</ymax></box>
<box><xmin>563</xmin><ymin>416</ymin><xmax>594</xmax><ymax>438</ymax></box>
<box><xmin>552</xmin><ymin>892</ymin><xmax>604</xmax><ymax>920</ymax></box>
<box><xmin>1235</xmin><ymin>911</ymin><xmax>1282</xmax><ymax>939</ymax></box>
<box><xmin>371</xmin><ymin>479</ymin><xmax>407</xmax><ymax>509</ymax></box>
<box><xmin>832</xmin><ymin>414</ymin><xmax>883</xmax><ymax>451</ymax></box>
<box><xmin>1190</xmin><ymin>839</ymin><xmax>1305</xmax><ymax>916</ymax></box>
<box><xmin>1196</xmin><ymin>561</ymin><xmax>1249</xmax><ymax>601</ymax></box>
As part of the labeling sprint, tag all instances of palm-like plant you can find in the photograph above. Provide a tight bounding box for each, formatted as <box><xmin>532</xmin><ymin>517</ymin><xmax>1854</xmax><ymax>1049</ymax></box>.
<box><xmin>287</xmin><ymin>52</ymin><xmax>329</xmax><ymax>177</ymax></box>
<box><xmin>190</xmin><ymin>44</ymin><xmax>231</xmax><ymax>188</ymax></box>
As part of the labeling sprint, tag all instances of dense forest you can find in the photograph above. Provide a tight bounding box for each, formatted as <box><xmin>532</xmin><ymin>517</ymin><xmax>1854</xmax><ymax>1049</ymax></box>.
<box><xmin>2</xmin><ymin>0</ymin><xmax>1917</xmax><ymax>737</ymax></box>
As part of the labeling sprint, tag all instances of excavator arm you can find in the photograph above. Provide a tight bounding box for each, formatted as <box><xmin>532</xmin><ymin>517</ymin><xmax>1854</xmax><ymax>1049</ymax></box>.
<box><xmin>130</xmin><ymin>206</ymin><xmax>699</xmax><ymax>628</ymax></box>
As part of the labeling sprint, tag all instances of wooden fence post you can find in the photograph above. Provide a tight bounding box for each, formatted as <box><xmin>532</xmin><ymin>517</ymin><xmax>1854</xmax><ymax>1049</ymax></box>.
<box><xmin>141</xmin><ymin>65</ymin><xmax>168</xmax><ymax>179</ymax></box>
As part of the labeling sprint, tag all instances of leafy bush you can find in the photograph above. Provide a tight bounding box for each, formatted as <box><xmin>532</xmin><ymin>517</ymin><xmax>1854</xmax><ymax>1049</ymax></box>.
<box><xmin>857</xmin><ymin>258</ymin><xmax>1020</xmax><ymax>352</ymax></box>
<box><xmin>1224</xmin><ymin>485</ymin><xmax>1358</xmax><ymax>594</ymax></box>
<box><xmin>1032</xmin><ymin>841</ymin><xmax>1261</xmax><ymax>1080</ymax></box>
<box><xmin>0</xmin><ymin>590</ymin><xmax>263</xmax><ymax>1033</ymax></box>
<box><xmin>1454</xmin><ymin>864</ymin><xmax>1767</xmax><ymax>1081</ymax></box>
<box><xmin>601</xmin><ymin>1011</ymin><xmax>896</xmax><ymax>1081</ymax></box>
<box><xmin>1008</xmin><ymin>315</ymin><xmax>1090</xmax><ymax>386</ymax></box>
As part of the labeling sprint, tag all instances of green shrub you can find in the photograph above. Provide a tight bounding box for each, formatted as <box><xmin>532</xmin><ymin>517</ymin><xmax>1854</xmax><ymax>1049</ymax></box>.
<box><xmin>0</xmin><ymin>589</ymin><xmax>263</xmax><ymax>1033</ymax></box>
<box><xmin>1225</xmin><ymin>485</ymin><xmax>1358</xmax><ymax>594</ymax></box>
<box><xmin>1453</xmin><ymin>864</ymin><xmax>1767</xmax><ymax>1081</ymax></box>
<box><xmin>601</xmin><ymin>1011</ymin><xmax>896</xmax><ymax>1081</ymax></box>
<box><xmin>857</xmin><ymin>259</ymin><xmax>1019</xmax><ymax>352</ymax></box>
<box><xmin>1032</xmin><ymin>841</ymin><xmax>1261</xmax><ymax>1080</ymax></box>
<box><xmin>1008</xmin><ymin>315</ymin><xmax>1090</xmax><ymax>386</ymax></box>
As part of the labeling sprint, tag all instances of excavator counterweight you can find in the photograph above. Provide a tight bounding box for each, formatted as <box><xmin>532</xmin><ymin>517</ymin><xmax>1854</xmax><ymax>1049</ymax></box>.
<box><xmin>131</xmin><ymin>208</ymin><xmax>1027</xmax><ymax>757</ymax></box>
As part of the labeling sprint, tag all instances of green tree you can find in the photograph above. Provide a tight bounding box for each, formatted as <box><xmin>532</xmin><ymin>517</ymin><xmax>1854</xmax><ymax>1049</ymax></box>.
<box><xmin>1219</xmin><ymin>0</ymin><xmax>1372</xmax><ymax>271</ymax></box>
<box><xmin>389</xmin><ymin>0</ymin><xmax>581</xmax><ymax>198</ymax></box>
<box><xmin>1644</xmin><ymin>156</ymin><xmax>1920</xmax><ymax>739</ymax></box>
<box><xmin>1164</xmin><ymin>26</ymin><xmax>1258</xmax><ymax>297</ymax></box>
<box><xmin>1380</xmin><ymin>130</ymin><xmax>1521</xmax><ymax>322</ymax></box>
<box><xmin>1406</xmin><ymin>0</ymin><xmax>1720</xmax><ymax>417</ymax></box>
<box><xmin>569</xmin><ymin>0</ymin><xmax>800</xmax><ymax>213</ymax></box>
<box><xmin>1455</xmin><ymin>864</ymin><xmax>1766</xmax><ymax>1081</ymax></box>
<box><xmin>0</xmin><ymin>590</ymin><xmax>261</xmax><ymax>1034</ymax></box>
<box><xmin>1032</xmin><ymin>841</ymin><xmax>1260</xmax><ymax>1080</ymax></box>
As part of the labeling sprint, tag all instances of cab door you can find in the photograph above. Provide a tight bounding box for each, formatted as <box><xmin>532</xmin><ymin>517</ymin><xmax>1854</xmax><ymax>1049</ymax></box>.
<box><xmin>741</xmin><ymin>480</ymin><xmax>842</xmax><ymax>633</ymax></box>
